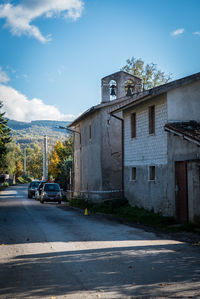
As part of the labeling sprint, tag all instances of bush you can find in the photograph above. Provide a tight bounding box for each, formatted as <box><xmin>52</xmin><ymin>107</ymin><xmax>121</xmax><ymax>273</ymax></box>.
<box><xmin>0</xmin><ymin>182</ymin><xmax>9</xmax><ymax>190</ymax></box>
<box><xmin>69</xmin><ymin>196</ymin><xmax>88</xmax><ymax>209</ymax></box>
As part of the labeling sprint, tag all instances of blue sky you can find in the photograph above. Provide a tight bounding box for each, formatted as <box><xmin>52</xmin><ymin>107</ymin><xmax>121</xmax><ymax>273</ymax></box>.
<box><xmin>0</xmin><ymin>0</ymin><xmax>200</xmax><ymax>121</ymax></box>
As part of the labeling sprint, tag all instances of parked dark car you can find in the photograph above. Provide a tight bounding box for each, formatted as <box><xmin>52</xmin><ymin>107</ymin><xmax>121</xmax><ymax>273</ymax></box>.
<box><xmin>40</xmin><ymin>183</ymin><xmax>62</xmax><ymax>204</ymax></box>
<box><xmin>28</xmin><ymin>180</ymin><xmax>41</xmax><ymax>198</ymax></box>
<box><xmin>35</xmin><ymin>181</ymin><xmax>46</xmax><ymax>201</ymax></box>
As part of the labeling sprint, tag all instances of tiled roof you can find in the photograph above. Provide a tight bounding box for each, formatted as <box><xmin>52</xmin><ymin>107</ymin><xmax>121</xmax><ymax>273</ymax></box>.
<box><xmin>165</xmin><ymin>121</ymin><xmax>200</xmax><ymax>146</ymax></box>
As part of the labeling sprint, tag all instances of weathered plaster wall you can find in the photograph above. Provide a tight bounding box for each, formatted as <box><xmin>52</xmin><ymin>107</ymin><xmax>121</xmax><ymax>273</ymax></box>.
<box><xmin>101</xmin><ymin>109</ymin><xmax>122</xmax><ymax>192</ymax></box>
<box><xmin>167</xmin><ymin>133</ymin><xmax>200</xmax><ymax>222</ymax></box>
<box><xmin>73</xmin><ymin>107</ymin><xmax>123</xmax><ymax>200</ymax></box>
<box><xmin>187</xmin><ymin>161</ymin><xmax>200</xmax><ymax>224</ymax></box>
<box><xmin>167</xmin><ymin>80</ymin><xmax>200</xmax><ymax>122</ymax></box>
<box><xmin>101</xmin><ymin>72</ymin><xmax>142</xmax><ymax>103</ymax></box>
<box><xmin>73</xmin><ymin>111</ymin><xmax>102</xmax><ymax>194</ymax></box>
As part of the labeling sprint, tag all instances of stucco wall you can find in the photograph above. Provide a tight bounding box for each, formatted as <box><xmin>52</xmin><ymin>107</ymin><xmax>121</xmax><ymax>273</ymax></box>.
<box><xmin>187</xmin><ymin>161</ymin><xmax>200</xmax><ymax>224</ymax></box>
<box><xmin>73</xmin><ymin>106</ymin><xmax>123</xmax><ymax>199</ymax></box>
<box><xmin>101</xmin><ymin>109</ymin><xmax>122</xmax><ymax>191</ymax></box>
<box><xmin>167</xmin><ymin>80</ymin><xmax>200</xmax><ymax>122</ymax></box>
<box><xmin>73</xmin><ymin>111</ymin><xmax>102</xmax><ymax>194</ymax></box>
<box><xmin>167</xmin><ymin>133</ymin><xmax>200</xmax><ymax>222</ymax></box>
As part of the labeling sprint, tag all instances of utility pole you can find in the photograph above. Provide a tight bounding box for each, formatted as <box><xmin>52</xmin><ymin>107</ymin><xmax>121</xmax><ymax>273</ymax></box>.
<box><xmin>43</xmin><ymin>135</ymin><xmax>48</xmax><ymax>181</ymax></box>
<box><xmin>24</xmin><ymin>147</ymin><xmax>27</xmax><ymax>175</ymax></box>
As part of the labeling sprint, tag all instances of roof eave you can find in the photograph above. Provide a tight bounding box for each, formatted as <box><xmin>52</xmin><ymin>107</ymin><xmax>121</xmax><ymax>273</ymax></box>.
<box><xmin>165</xmin><ymin>124</ymin><xmax>200</xmax><ymax>146</ymax></box>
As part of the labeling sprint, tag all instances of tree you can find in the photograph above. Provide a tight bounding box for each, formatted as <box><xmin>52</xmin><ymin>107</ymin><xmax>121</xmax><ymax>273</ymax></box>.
<box><xmin>122</xmin><ymin>57</ymin><xmax>172</xmax><ymax>90</ymax></box>
<box><xmin>48</xmin><ymin>137</ymin><xmax>73</xmax><ymax>189</ymax></box>
<box><xmin>15</xmin><ymin>160</ymin><xmax>23</xmax><ymax>178</ymax></box>
<box><xmin>26</xmin><ymin>144</ymin><xmax>43</xmax><ymax>179</ymax></box>
<box><xmin>6</xmin><ymin>143</ymin><xmax>23</xmax><ymax>175</ymax></box>
<box><xmin>0</xmin><ymin>101</ymin><xmax>11</xmax><ymax>172</ymax></box>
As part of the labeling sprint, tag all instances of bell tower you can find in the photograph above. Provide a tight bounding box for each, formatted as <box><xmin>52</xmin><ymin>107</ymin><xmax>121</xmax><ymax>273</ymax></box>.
<box><xmin>101</xmin><ymin>71</ymin><xmax>142</xmax><ymax>103</ymax></box>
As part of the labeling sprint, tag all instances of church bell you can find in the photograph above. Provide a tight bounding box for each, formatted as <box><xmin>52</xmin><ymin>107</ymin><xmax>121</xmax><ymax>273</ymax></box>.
<box><xmin>110</xmin><ymin>84</ymin><xmax>116</xmax><ymax>96</ymax></box>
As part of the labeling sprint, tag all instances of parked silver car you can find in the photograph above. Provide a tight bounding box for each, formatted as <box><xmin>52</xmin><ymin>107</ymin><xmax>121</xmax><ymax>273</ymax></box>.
<box><xmin>35</xmin><ymin>181</ymin><xmax>46</xmax><ymax>201</ymax></box>
<box><xmin>40</xmin><ymin>183</ymin><xmax>62</xmax><ymax>204</ymax></box>
<box><xmin>28</xmin><ymin>180</ymin><xmax>41</xmax><ymax>198</ymax></box>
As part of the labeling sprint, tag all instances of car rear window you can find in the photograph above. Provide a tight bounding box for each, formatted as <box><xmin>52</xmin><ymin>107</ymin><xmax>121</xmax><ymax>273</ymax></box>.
<box><xmin>31</xmin><ymin>182</ymin><xmax>40</xmax><ymax>188</ymax></box>
<box><xmin>44</xmin><ymin>184</ymin><xmax>60</xmax><ymax>191</ymax></box>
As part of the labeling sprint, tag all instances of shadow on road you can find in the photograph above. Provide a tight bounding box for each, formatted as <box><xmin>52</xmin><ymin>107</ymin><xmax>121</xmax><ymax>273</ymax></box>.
<box><xmin>0</xmin><ymin>245</ymin><xmax>200</xmax><ymax>298</ymax></box>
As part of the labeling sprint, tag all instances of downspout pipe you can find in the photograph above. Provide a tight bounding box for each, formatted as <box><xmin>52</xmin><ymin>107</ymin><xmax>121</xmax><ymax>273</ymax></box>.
<box><xmin>110</xmin><ymin>113</ymin><xmax>124</xmax><ymax>198</ymax></box>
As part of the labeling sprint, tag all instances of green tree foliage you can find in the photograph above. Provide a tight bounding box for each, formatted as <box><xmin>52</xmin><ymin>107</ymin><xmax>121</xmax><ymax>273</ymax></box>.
<box><xmin>122</xmin><ymin>57</ymin><xmax>172</xmax><ymax>90</ymax></box>
<box><xmin>26</xmin><ymin>144</ymin><xmax>43</xmax><ymax>179</ymax></box>
<box><xmin>0</xmin><ymin>101</ymin><xmax>11</xmax><ymax>172</ymax></box>
<box><xmin>6</xmin><ymin>143</ymin><xmax>23</xmax><ymax>175</ymax></box>
<box><xmin>15</xmin><ymin>160</ymin><xmax>23</xmax><ymax>178</ymax></box>
<box><xmin>48</xmin><ymin>137</ymin><xmax>73</xmax><ymax>189</ymax></box>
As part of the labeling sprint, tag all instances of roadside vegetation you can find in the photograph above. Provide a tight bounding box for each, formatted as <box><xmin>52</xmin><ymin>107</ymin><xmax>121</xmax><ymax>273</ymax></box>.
<box><xmin>48</xmin><ymin>137</ymin><xmax>72</xmax><ymax>190</ymax></box>
<box><xmin>69</xmin><ymin>197</ymin><xmax>200</xmax><ymax>234</ymax></box>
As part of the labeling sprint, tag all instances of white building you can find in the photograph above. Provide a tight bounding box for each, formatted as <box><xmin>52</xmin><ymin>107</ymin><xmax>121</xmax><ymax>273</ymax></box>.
<box><xmin>111</xmin><ymin>72</ymin><xmax>200</xmax><ymax>224</ymax></box>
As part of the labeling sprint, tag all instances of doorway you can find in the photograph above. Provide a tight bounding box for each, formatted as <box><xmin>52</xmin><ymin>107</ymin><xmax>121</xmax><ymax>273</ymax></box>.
<box><xmin>175</xmin><ymin>161</ymin><xmax>188</xmax><ymax>223</ymax></box>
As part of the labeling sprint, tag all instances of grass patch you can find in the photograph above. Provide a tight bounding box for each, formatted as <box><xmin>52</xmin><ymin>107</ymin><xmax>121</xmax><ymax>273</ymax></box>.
<box><xmin>69</xmin><ymin>197</ymin><xmax>175</xmax><ymax>227</ymax></box>
<box><xmin>69</xmin><ymin>197</ymin><xmax>200</xmax><ymax>234</ymax></box>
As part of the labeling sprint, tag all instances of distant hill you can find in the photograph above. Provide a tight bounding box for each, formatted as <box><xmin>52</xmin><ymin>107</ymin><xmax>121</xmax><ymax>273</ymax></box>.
<box><xmin>7</xmin><ymin>119</ymin><xmax>72</xmax><ymax>147</ymax></box>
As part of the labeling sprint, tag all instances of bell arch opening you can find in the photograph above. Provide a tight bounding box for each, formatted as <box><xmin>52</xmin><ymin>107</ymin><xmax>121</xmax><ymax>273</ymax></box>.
<box><xmin>125</xmin><ymin>79</ymin><xmax>135</xmax><ymax>96</ymax></box>
<box><xmin>109</xmin><ymin>80</ymin><xmax>117</xmax><ymax>100</ymax></box>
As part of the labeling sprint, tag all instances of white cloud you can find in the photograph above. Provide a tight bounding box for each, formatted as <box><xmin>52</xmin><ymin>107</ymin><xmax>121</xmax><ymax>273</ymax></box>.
<box><xmin>0</xmin><ymin>67</ymin><xmax>10</xmax><ymax>83</ymax></box>
<box><xmin>193</xmin><ymin>31</ymin><xmax>200</xmax><ymax>37</ymax></box>
<box><xmin>171</xmin><ymin>28</ymin><xmax>184</xmax><ymax>36</ymax></box>
<box><xmin>0</xmin><ymin>0</ymin><xmax>84</xmax><ymax>43</ymax></box>
<box><xmin>0</xmin><ymin>84</ymin><xmax>76</xmax><ymax>122</ymax></box>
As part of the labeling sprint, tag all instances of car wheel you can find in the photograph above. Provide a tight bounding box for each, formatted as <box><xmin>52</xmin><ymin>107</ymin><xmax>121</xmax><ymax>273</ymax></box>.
<box><xmin>58</xmin><ymin>201</ymin><xmax>61</xmax><ymax>204</ymax></box>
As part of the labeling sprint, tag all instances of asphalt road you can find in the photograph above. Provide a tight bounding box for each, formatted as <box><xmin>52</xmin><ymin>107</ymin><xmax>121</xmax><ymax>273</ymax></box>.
<box><xmin>0</xmin><ymin>184</ymin><xmax>200</xmax><ymax>299</ymax></box>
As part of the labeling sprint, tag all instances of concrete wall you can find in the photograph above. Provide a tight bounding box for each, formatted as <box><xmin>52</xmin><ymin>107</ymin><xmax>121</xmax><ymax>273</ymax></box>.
<box><xmin>73</xmin><ymin>107</ymin><xmax>123</xmax><ymax>200</ymax></box>
<box><xmin>101</xmin><ymin>72</ymin><xmax>142</xmax><ymax>103</ymax></box>
<box><xmin>167</xmin><ymin>133</ymin><xmax>200</xmax><ymax>222</ymax></box>
<box><xmin>124</xmin><ymin>94</ymin><xmax>168</xmax><ymax>166</ymax></box>
<box><xmin>167</xmin><ymin>80</ymin><xmax>200</xmax><ymax>122</ymax></box>
<box><xmin>73</xmin><ymin>111</ymin><xmax>102</xmax><ymax>195</ymax></box>
<box><xmin>101</xmin><ymin>109</ymin><xmax>122</xmax><ymax>192</ymax></box>
<box><xmin>123</xmin><ymin>94</ymin><xmax>173</xmax><ymax>215</ymax></box>
<box><xmin>187</xmin><ymin>161</ymin><xmax>200</xmax><ymax>224</ymax></box>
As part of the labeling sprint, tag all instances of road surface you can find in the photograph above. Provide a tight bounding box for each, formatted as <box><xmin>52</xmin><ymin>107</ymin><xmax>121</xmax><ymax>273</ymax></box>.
<box><xmin>0</xmin><ymin>184</ymin><xmax>200</xmax><ymax>298</ymax></box>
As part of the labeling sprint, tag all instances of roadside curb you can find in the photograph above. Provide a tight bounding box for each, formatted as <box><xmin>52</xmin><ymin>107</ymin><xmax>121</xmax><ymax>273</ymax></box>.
<box><xmin>58</xmin><ymin>203</ymin><xmax>200</xmax><ymax>246</ymax></box>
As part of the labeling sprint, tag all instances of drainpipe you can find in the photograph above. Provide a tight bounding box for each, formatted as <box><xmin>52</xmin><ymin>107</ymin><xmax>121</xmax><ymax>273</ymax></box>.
<box><xmin>110</xmin><ymin>113</ymin><xmax>124</xmax><ymax>198</ymax></box>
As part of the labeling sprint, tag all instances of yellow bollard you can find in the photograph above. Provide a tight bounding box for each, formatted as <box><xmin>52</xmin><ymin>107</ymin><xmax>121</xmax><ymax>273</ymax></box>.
<box><xmin>84</xmin><ymin>208</ymin><xmax>88</xmax><ymax>216</ymax></box>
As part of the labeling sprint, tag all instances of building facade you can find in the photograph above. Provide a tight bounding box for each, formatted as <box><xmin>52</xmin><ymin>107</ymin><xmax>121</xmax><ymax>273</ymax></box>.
<box><xmin>112</xmin><ymin>73</ymin><xmax>200</xmax><ymax>224</ymax></box>
<box><xmin>68</xmin><ymin>71</ymin><xmax>142</xmax><ymax>200</ymax></box>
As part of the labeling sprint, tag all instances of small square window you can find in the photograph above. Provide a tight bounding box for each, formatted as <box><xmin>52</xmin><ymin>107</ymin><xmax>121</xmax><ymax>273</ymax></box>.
<box><xmin>131</xmin><ymin>167</ymin><xmax>136</xmax><ymax>180</ymax></box>
<box><xmin>149</xmin><ymin>166</ymin><xmax>155</xmax><ymax>181</ymax></box>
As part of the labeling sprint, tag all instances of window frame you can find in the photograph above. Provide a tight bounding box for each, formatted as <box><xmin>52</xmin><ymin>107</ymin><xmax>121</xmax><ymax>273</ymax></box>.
<box><xmin>131</xmin><ymin>112</ymin><xmax>136</xmax><ymax>138</ymax></box>
<box><xmin>131</xmin><ymin>167</ymin><xmax>137</xmax><ymax>181</ymax></box>
<box><xmin>89</xmin><ymin>124</ymin><xmax>92</xmax><ymax>140</ymax></box>
<box><xmin>149</xmin><ymin>166</ymin><xmax>155</xmax><ymax>181</ymax></box>
<box><xmin>149</xmin><ymin>105</ymin><xmax>155</xmax><ymax>135</ymax></box>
